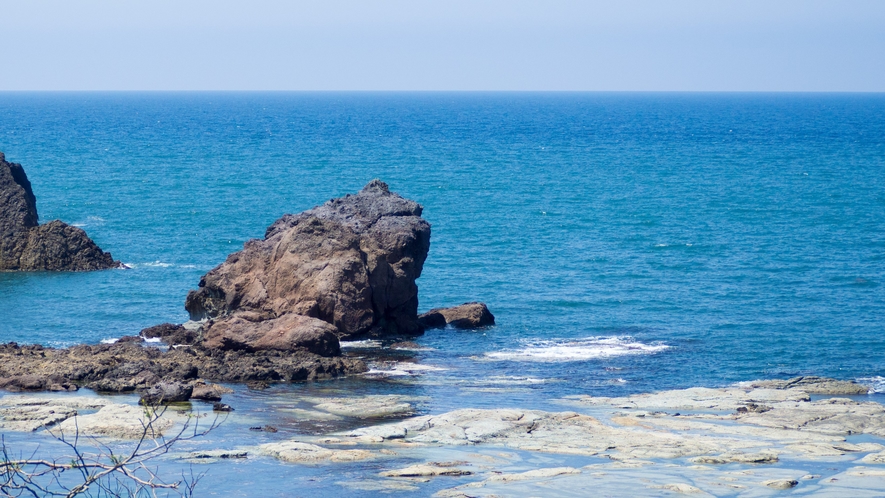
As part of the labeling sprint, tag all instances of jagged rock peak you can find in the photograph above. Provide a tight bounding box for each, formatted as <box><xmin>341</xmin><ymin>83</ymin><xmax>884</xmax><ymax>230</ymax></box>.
<box><xmin>0</xmin><ymin>153</ymin><xmax>39</xmax><ymax>231</ymax></box>
<box><xmin>0</xmin><ymin>152</ymin><xmax>120</xmax><ymax>271</ymax></box>
<box><xmin>265</xmin><ymin>179</ymin><xmax>423</xmax><ymax>239</ymax></box>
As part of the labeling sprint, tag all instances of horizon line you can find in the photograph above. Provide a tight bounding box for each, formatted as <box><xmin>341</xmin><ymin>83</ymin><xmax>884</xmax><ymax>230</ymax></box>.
<box><xmin>1</xmin><ymin>90</ymin><xmax>884</xmax><ymax>94</ymax></box>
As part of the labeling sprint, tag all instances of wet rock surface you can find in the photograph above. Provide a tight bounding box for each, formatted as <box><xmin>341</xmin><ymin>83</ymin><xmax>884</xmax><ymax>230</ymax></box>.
<box><xmin>418</xmin><ymin>302</ymin><xmax>495</xmax><ymax>329</ymax></box>
<box><xmin>0</xmin><ymin>152</ymin><xmax>119</xmax><ymax>271</ymax></box>
<box><xmin>0</xmin><ymin>341</ymin><xmax>366</xmax><ymax>399</ymax></box>
<box><xmin>311</xmin><ymin>376</ymin><xmax>885</xmax><ymax>495</ymax></box>
<box><xmin>3</xmin><ymin>378</ymin><xmax>885</xmax><ymax>496</ymax></box>
<box><xmin>302</xmin><ymin>394</ymin><xmax>418</xmax><ymax>419</ymax></box>
<box><xmin>0</xmin><ymin>395</ymin><xmax>177</xmax><ymax>439</ymax></box>
<box><xmin>747</xmin><ymin>376</ymin><xmax>870</xmax><ymax>395</ymax></box>
<box><xmin>257</xmin><ymin>441</ymin><xmax>383</xmax><ymax>464</ymax></box>
<box><xmin>140</xmin><ymin>323</ymin><xmax>198</xmax><ymax>346</ymax></box>
<box><xmin>185</xmin><ymin>180</ymin><xmax>431</xmax><ymax>349</ymax></box>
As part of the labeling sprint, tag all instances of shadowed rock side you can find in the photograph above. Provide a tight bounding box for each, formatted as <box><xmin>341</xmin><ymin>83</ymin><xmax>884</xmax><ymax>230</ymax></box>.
<box><xmin>0</xmin><ymin>152</ymin><xmax>119</xmax><ymax>271</ymax></box>
<box><xmin>419</xmin><ymin>302</ymin><xmax>495</xmax><ymax>329</ymax></box>
<box><xmin>185</xmin><ymin>180</ymin><xmax>431</xmax><ymax>348</ymax></box>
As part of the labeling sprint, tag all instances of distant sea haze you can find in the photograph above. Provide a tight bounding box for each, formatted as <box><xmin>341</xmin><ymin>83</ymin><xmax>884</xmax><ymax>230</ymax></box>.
<box><xmin>0</xmin><ymin>92</ymin><xmax>883</xmax><ymax>396</ymax></box>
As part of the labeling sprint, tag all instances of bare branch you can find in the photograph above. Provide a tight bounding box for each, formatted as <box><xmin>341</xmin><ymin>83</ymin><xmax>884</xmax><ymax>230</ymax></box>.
<box><xmin>1</xmin><ymin>401</ymin><xmax>224</xmax><ymax>498</ymax></box>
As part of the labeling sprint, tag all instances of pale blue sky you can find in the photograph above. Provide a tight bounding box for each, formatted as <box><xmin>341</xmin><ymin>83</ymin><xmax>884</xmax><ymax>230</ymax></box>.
<box><xmin>2</xmin><ymin>0</ymin><xmax>883</xmax><ymax>91</ymax></box>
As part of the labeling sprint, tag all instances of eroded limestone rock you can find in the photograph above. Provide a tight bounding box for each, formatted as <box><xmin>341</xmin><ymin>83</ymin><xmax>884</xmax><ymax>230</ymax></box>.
<box><xmin>258</xmin><ymin>441</ymin><xmax>382</xmax><ymax>464</ymax></box>
<box><xmin>304</xmin><ymin>394</ymin><xmax>418</xmax><ymax>418</ymax></box>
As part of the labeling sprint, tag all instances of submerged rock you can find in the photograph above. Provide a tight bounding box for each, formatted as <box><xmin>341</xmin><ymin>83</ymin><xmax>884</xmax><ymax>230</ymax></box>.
<box><xmin>258</xmin><ymin>441</ymin><xmax>380</xmax><ymax>464</ymax></box>
<box><xmin>0</xmin><ymin>152</ymin><xmax>119</xmax><ymax>271</ymax></box>
<box><xmin>418</xmin><ymin>302</ymin><xmax>495</xmax><ymax>329</ymax></box>
<box><xmin>185</xmin><ymin>180</ymin><xmax>431</xmax><ymax>348</ymax></box>
<box><xmin>340</xmin><ymin>378</ymin><xmax>885</xmax><ymax>464</ymax></box>
<box><xmin>304</xmin><ymin>394</ymin><xmax>418</xmax><ymax>418</ymax></box>
<box><xmin>379</xmin><ymin>463</ymin><xmax>473</xmax><ymax>477</ymax></box>
<box><xmin>746</xmin><ymin>376</ymin><xmax>870</xmax><ymax>395</ymax></box>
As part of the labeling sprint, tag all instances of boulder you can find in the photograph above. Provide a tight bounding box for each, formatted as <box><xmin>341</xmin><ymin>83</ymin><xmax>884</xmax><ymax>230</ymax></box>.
<box><xmin>139</xmin><ymin>381</ymin><xmax>194</xmax><ymax>405</ymax></box>
<box><xmin>202</xmin><ymin>314</ymin><xmax>341</xmax><ymax>356</ymax></box>
<box><xmin>191</xmin><ymin>381</ymin><xmax>233</xmax><ymax>402</ymax></box>
<box><xmin>418</xmin><ymin>302</ymin><xmax>495</xmax><ymax>329</ymax></box>
<box><xmin>0</xmin><ymin>152</ymin><xmax>120</xmax><ymax>271</ymax></box>
<box><xmin>185</xmin><ymin>180</ymin><xmax>431</xmax><ymax>346</ymax></box>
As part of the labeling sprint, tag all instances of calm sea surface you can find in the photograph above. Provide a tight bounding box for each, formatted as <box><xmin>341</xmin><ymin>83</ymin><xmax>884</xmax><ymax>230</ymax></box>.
<box><xmin>1</xmin><ymin>92</ymin><xmax>884</xmax><ymax>399</ymax></box>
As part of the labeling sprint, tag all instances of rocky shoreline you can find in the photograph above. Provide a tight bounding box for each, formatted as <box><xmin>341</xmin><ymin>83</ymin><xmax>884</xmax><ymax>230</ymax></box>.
<box><xmin>6</xmin><ymin>154</ymin><xmax>882</xmax><ymax>495</ymax></box>
<box><xmin>1</xmin><ymin>376</ymin><xmax>882</xmax><ymax>496</ymax></box>
<box><xmin>0</xmin><ymin>172</ymin><xmax>493</xmax><ymax>405</ymax></box>
<box><xmin>0</xmin><ymin>341</ymin><xmax>366</xmax><ymax>395</ymax></box>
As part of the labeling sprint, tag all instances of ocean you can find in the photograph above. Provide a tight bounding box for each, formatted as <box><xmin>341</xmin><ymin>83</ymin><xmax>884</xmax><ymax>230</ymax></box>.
<box><xmin>2</xmin><ymin>92</ymin><xmax>885</xmax><ymax>495</ymax></box>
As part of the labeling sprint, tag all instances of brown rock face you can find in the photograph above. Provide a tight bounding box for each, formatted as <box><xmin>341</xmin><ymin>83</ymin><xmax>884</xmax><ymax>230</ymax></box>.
<box><xmin>186</xmin><ymin>180</ymin><xmax>431</xmax><ymax>346</ymax></box>
<box><xmin>0</xmin><ymin>152</ymin><xmax>120</xmax><ymax>271</ymax></box>
<box><xmin>201</xmin><ymin>314</ymin><xmax>341</xmax><ymax>356</ymax></box>
<box><xmin>418</xmin><ymin>302</ymin><xmax>495</xmax><ymax>329</ymax></box>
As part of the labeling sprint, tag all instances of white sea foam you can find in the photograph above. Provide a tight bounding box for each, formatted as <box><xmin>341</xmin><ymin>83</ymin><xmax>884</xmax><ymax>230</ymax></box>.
<box><xmin>483</xmin><ymin>336</ymin><xmax>670</xmax><ymax>362</ymax></box>
<box><xmin>100</xmin><ymin>338</ymin><xmax>119</xmax><ymax>344</ymax></box>
<box><xmin>70</xmin><ymin>216</ymin><xmax>106</xmax><ymax>228</ymax></box>
<box><xmin>142</xmin><ymin>261</ymin><xmax>173</xmax><ymax>268</ymax></box>
<box><xmin>340</xmin><ymin>340</ymin><xmax>383</xmax><ymax>349</ymax></box>
<box><xmin>125</xmin><ymin>261</ymin><xmax>175</xmax><ymax>269</ymax></box>
<box><xmin>362</xmin><ymin>362</ymin><xmax>446</xmax><ymax>377</ymax></box>
<box><xmin>481</xmin><ymin>376</ymin><xmax>549</xmax><ymax>385</ymax></box>
<box><xmin>857</xmin><ymin>376</ymin><xmax>885</xmax><ymax>394</ymax></box>
<box><xmin>143</xmin><ymin>337</ymin><xmax>163</xmax><ymax>343</ymax></box>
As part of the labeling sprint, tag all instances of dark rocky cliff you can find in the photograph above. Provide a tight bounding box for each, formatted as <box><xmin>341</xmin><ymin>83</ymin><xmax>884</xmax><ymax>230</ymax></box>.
<box><xmin>0</xmin><ymin>152</ymin><xmax>119</xmax><ymax>271</ymax></box>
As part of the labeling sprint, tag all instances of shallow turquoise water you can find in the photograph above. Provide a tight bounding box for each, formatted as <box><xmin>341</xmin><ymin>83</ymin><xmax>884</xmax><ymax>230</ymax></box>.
<box><xmin>1</xmin><ymin>92</ymin><xmax>884</xmax><ymax>395</ymax></box>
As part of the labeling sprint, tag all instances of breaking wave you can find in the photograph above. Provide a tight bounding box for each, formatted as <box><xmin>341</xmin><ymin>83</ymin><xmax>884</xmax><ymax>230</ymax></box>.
<box><xmin>362</xmin><ymin>362</ymin><xmax>447</xmax><ymax>377</ymax></box>
<box><xmin>483</xmin><ymin>336</ymin><xmax>671</xmax><ymax>362</ymax></box>
<box><xmin>857</xmin><ymin>376</ymin><xmax>885</xmax><ymax>394</ymax></box>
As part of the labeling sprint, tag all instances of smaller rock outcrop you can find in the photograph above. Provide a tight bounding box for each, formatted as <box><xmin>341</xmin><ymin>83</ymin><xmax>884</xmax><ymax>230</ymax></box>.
<box><xmin>0</xmin><ymin>152</ymin><xmax>120</xmax><ymax>271</ymax></box>
<box><xmin>418</xmin><ymin>302</ymin><xmax>495</xmax><ymax>329</ymax></box>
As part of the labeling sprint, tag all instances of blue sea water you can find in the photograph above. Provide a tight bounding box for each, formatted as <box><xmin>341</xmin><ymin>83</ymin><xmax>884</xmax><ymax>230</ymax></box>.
<box><xmin>1</xmin><ymin>92</ymin><xmax>884</xmax><ymax>400</ymax></box>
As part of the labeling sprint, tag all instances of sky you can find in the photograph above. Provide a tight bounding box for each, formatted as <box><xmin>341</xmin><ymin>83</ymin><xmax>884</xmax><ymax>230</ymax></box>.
<box><xmin>1</xmin><ymin>0</ymin><xmax>884</xmax><ymax>92</ymax></box>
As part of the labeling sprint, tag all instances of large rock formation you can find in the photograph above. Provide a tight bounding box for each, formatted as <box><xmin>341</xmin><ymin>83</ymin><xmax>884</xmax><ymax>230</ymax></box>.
<box><xmin>186</xmin><ymin>180</ymin><xmax>431</xmax><ymax>348</ymax></box>
<box><xmin>0</xmin><ymin>152</ymin><xmax>119</xmax><ymax>271</ymax></box>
